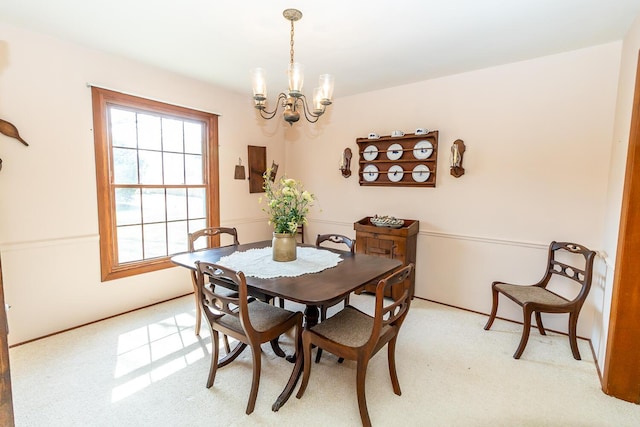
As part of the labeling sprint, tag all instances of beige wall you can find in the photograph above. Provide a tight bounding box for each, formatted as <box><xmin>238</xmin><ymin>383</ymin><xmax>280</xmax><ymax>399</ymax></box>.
<box><xmin>597</xmin><ymin>13</ymin><xmax>640</xmax><ymax>372</ymax></box>
<box><xmin>286</xmin><ymin>42</ymin><xmax>621</xmax><ymax>349</ymax></box>
<box><xmin>0</xmin><ymin>23</ymin><xmax>282</xmax><ymax>345</ymax></box>
<box><xmin>0</xmin><ymin>19</ymin><xmax>630</xmax><ymax>363</ymax></box>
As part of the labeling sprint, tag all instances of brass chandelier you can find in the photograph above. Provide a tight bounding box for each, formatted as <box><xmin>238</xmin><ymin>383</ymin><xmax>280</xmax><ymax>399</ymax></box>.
<box><xmin>251</xmin><ymin>8</ymin><xmax>335</xmax><ymax>125</ymax></box>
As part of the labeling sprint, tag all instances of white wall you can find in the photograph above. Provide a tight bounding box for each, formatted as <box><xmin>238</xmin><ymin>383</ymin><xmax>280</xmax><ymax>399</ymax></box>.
<box><xmin>286</xmin><ymin>42</ymin><xmax>621</xmax><ymax>342</ymax></box>
<box><xmin>0</xmin><ymin>24</ymin><xmax>282</xmax><ymax>345</ymax></box>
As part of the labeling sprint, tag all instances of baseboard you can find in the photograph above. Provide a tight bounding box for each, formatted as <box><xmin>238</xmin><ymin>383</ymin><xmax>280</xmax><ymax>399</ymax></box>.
<box><xmin>9</xmin><ymin>292</ymin><xmax>193</xmax><ymax>348</ymax></box>
<box><xmin>416</xmin><ymin>296</ymin><xmax>597</xmax><ymax>360</ymax></box>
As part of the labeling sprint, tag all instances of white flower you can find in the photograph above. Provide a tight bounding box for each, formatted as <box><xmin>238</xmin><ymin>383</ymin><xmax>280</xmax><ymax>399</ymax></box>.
<box><xmin>261</xmin><ymin>168</ymin><xmax>316</xmax><ymax>234</ymax></box>
<box><xmin>302</xmin><ymin>190</ymin><xmax>313</xmax><ymax>202</ymax></box>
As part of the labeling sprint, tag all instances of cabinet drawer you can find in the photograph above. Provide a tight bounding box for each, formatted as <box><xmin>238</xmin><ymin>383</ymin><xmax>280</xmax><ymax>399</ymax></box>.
<box><xmin>363</xmin><ymin>237</ymin><xmax>405</xmax><ymax>259</ymax></box>
<box><xmin>363</xmin><ymin>237</ymin><xmax>394</xmax><ymax>258</ymax></box>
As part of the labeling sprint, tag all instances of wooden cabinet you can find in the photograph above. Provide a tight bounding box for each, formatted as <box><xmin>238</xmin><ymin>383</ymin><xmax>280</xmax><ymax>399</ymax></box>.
<box><xmin>354</xmin><ymin>217</ymin><xmax>418</xmax><ymax>299</ymax></box>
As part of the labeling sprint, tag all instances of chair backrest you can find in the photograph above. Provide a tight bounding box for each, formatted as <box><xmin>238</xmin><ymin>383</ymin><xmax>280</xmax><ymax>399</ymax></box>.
<box><xmin>189</xmin><ymin>227</ymin><xmax>239</xmax><ymax>252</ymax></box>
<box><xmin>366</xmin><ymin>264</ymin><xmax>414</xmax><ymax>351</ymax></box>
<box><xmin>540</xmin><ymin>241</ymin><xmax>596</xmax><ymax>305</ymax></box>
<box><xmin>195</xmin><ymin>261</ymin><xmax>254</xmax><ymax>333</ymax></box>
<box><xmin>315</xmin><ymin>233</ymin><xmax>355</xmax><ymax>253</ymax></box>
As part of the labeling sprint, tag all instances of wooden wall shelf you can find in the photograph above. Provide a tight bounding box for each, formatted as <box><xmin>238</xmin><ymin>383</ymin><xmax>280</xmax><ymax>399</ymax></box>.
<box><xmin>356</xmin><ymin>131</ymin><xmax>438</xmax><ymax>187</ymax></box>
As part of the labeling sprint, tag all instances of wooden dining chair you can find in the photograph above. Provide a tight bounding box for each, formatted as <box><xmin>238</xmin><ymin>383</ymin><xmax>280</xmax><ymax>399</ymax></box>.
<box><xmin>314</xmin><ymin>233</ymin><xmax>356</xmax><ymax>363</ymax></box>
<box><xmin>296</xmin><ymin>263</ymin><xmax>414</xmax><ymax>427</ymax></box>
<box><xmin>484</xmin><ymin>241</ymin><xmax>596</xmax><ymax>359</ymax></box>
<box><xmin>188</xmin><ymin>227</ymin><xmax>239</xmax><ymax>337</ymax></box>
<box><xmin>195</xmin><ymin>261</ymin><xmax>303</xmax><ymax>415</ymax></box>
<box><xmin>188</xmin><ymin>227</ymin><xmax>285</xmax><ymax>357</ymax></box>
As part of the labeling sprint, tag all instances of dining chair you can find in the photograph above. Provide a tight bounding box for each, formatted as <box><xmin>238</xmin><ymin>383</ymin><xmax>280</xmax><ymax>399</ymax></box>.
<box><xmin>188</xmin><ymin>227</ymin><xmax>286</xmax><ymax>357</ymax></box>
<box><xmin>314</xmin><ymin>233</ymin><xmax>356</xmax><ymax>363</ymax></box>
<box><xmin>296</xmin><ymin>263</ymin><xmax>414</xmax><ymax>427</ymax></box>
<box><xmin>188</xmin><ymin>227</ymin><xmax>239</xmax><ymax>337</ymax></box>
<box><xmin>484</xmin><ymin>241</ymin><xmax>596</xmax><ymax>359</ymax></box>
<box><xmin>195</xmin><ymin>261</ymin><xmax>303</xmax><ymax>415</ymax></box>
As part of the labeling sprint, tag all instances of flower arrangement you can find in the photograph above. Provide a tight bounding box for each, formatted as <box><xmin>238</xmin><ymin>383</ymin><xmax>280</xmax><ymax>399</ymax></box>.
<box><xmin>261</xmin><ymin>169</ymin><xmax>315</xmax><ymax>234</ymax></box>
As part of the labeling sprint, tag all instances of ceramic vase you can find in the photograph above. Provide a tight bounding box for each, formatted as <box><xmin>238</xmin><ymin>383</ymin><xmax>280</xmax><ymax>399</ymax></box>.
<box><xmin>272</xmin><ymin>232</ymin><xmax>297</xmax><ymax>262</ymax></box>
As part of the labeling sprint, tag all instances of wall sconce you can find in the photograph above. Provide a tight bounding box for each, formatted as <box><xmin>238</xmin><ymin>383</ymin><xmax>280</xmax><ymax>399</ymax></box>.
<box><xmin>269</xmin><ymin>160</ymin><xmax>279</xmax><ymax>181</ymax></box>
<box><xmin>450</xmin><ymin>139</ymin><xmax>466</xmax><ymax>178</ymax></box>
<box><xmin>234</xmin><ymin>158</ymin><xmax>246</xmax><ymax>180</ymax></box>
<box><xmin>339</xmin><ymin>148</ymin><xmax>352</xmax><ymax>178</ymax></box>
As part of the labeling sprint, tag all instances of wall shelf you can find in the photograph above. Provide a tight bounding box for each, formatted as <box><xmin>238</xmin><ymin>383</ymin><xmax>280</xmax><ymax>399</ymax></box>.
<box><xmin>356</xmin><ymin>131</ymin><xmax>438</xmax><ymax>187</ymax></box>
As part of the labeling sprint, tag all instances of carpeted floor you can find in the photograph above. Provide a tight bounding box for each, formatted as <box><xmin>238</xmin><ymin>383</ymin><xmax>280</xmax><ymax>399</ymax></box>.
<box><xmin>9</xmin><ymin>294</ymin><xmax>640</xmax><ymax>426</ymax></box>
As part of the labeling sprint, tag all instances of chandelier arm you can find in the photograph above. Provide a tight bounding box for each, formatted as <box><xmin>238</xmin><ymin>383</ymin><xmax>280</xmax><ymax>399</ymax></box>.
<box><xmin>256</xmin><ymin>93</ymin><xmax>289</xmax><ymax>120</ymax></box>
<box><xmin>298</xmin><ymin>95</ymin><xmax>322</xmax><ymax>123</ymax></box>
<box><xmin>258</xmin><ymin>108</ymin><xmax>278</xmax><ymax>120</ymax></box>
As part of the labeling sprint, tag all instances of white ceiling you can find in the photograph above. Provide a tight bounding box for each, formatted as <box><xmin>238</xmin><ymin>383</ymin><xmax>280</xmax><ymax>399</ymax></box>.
<box><xmin>1</xmin><ymin>0</ymin><xmax>640</xmax><ymax>98</ymax></box>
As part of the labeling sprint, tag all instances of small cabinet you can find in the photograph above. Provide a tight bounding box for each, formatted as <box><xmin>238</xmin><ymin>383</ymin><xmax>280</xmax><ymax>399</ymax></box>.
<box><xmin>354</xmin><ymin>217</ymin><xmax>419</xmax><ymax>300</ymax></box>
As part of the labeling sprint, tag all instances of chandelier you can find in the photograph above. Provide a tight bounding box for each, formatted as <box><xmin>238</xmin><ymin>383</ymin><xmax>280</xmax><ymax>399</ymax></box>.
<box><xmin>251</xmin><ymin>8</ymin><xmax>335</xmax><ymax>125</ymax></box>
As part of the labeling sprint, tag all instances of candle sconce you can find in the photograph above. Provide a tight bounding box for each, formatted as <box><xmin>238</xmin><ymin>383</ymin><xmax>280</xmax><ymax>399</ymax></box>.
<box><xmin>450</xmin><ymin>139</ymin><xmax>465</xmax><ymax>178</ymax></box>
<box><xmin>339</xmin><ymin>147</ymin><xmax>352</xmax><ymax>178</ymax></box>
<box><xmin>268</xmin><ymin>160</ymin><xmax>279</xmax><ymax>181</ymax></box>
<box><xmin>234</xmin><ymin>158</ymin><xmax>246</xmax><ymax>180</ymax></box>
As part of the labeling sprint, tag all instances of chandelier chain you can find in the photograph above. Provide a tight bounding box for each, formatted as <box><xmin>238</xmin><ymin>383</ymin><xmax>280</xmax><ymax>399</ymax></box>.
<box><xmin>290</xmin><ymin>19</ymin><xmax>295</xmax><ymax>64</ymax></box>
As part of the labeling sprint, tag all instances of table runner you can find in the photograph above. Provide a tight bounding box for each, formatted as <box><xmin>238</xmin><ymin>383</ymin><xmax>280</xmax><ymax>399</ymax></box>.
<box><xmin>215</xmin><ymin>246</ymin><xmax>343</xmax><ymax>279</ymax></box>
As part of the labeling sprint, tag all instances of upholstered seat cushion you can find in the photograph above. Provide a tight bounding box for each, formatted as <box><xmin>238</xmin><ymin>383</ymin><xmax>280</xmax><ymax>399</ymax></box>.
<box><xmin>310</xmin><ymin>306</ymin><xmax>389</xmax><ymax>347</ymax></box>
<box><xmin>495</xmin><ymin>283</ymin><xmax>570</xmax><ymax>305</ymax></box>
<box><xmin>215</xmin><ymin>300</ymin><xmax>296</xmax><ymax>333</ymax></box>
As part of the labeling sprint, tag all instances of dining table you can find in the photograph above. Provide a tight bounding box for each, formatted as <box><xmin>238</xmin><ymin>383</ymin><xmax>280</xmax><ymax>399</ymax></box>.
<box><xmin>170</xmin><ymin>239</ymin><xmax>403</xmax><ymax>411</ymax></box>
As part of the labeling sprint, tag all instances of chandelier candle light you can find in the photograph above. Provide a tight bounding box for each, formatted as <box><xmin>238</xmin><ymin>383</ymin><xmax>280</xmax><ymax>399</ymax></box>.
<box><xmin>251</xmin><ymin>8</ymin><xmax>335</xmax><ymax>125</ymax></box>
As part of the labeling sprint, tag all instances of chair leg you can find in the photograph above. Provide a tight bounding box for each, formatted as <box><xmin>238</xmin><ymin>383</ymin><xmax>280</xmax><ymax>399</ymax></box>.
<box><xmin>270</xmin><ymin>338</ymin><xmax>286</xmax><ymax>358</ymax></box>
<box><xmin>296</xmin><ymin>332</ymin><xmax>313</xmax><ymax>399</ymax></box>
<box><xmin>217</xmin><ymin>342</ymin><xmax>247</xmax><ymax>368</ymax></box>
<box><xmin>568</xmin><ymin>312</ymin><xmax>582</xmax><ymax>360</ymax></box>
<box><xmin>513</xmin><ymin>306</ymin><xmax>534</xmax><ymax>359</ymax></box>
<box><xmin>194</xmin><ymin>293</ymin><xmax>202</xmax><ymax>336</ymax></box>
<box><xmin>387</xmin><ymin>336</ymin><xmax>402</xmax><ymax>395</ymax></box>
<box><xmin>315</xmin><ymin>306</ymin><xmax>328</xmax><ymax>363</ymax></box>
<box><xmin>534</xmin><ymin>311</ymin><xmax>546</xmax><ymax>335</ymax></box>
<box><xmin>223</xmin><ymin>335</ymin><xmax>231</xmax><ymax>354</ymax></box>
<box><xmin>245</xmin><ymin>345</ymin><xmax>262</xmax><ymax>415</ymax></box>
<box><xmin>484</xmin><ymin>286</ymin><xmax>500</xmax><ymax>330</ymax></box>
<box><xmin>356</xmin><ymin>356</ymin><xmax>372</xmax><ymax>427</ymax></box>
<box><xmin>207</xmin><ymin>330</ymin><xmax>220</xmax><ymax>388</ymax></box>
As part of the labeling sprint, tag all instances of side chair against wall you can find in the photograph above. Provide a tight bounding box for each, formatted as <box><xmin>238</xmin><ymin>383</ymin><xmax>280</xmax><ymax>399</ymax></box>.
<box><xmin>484</xmin><ymin>241</ymin><xmax>596</xmax><ymax>360</ymax></box>
<box><xmin>296</xmin><ymin>264</ymin><xmax>414</xmax><ymax>427</ymax></box>
<box><xmin>195</xmin><ymin>261</ymin><xmax>303</xmax><ymax>415</ymax></box>
<box><xmin>314</xmin><ymin>233</ymin><xmax>356</xmax><ymax>363</ymax></box>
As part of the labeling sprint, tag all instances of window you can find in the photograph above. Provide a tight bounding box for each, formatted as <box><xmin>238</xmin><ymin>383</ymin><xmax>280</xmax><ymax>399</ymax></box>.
<box><xmin>91</xmin><ymin>87</ymin><xmax>220</xmax><ymax>281</ymax></box>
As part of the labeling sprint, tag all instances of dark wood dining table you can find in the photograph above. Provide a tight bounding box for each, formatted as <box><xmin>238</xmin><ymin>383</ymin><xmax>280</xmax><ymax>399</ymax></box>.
<box><xmin>170</xmin><ymin>240</ymin><xmax>402</xmax><ymax>411</ymax></box>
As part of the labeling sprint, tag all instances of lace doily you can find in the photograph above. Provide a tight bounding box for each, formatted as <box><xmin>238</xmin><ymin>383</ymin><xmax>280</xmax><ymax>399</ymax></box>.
<box><xmin>216</xmin><ymin>246</ymin><xmax>343</xmax><ymax>279</ymax></box>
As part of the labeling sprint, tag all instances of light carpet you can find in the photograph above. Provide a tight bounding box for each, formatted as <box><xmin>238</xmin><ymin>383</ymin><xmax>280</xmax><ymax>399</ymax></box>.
<box><xmin>9</xmin><ymin>294</ymin><xmax>640</xmax><ymax>426</ymax></box>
